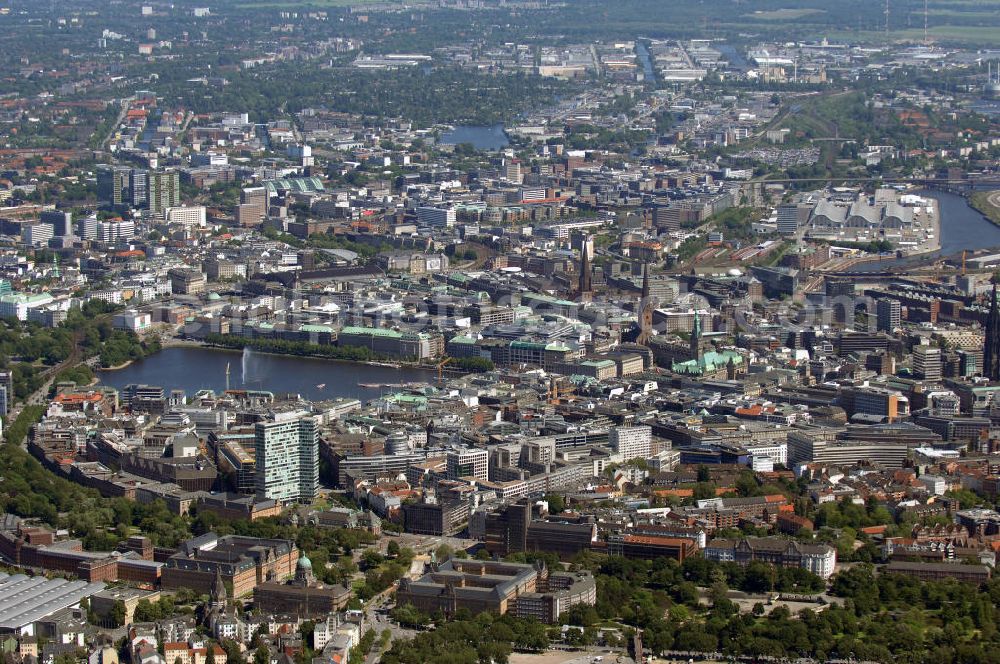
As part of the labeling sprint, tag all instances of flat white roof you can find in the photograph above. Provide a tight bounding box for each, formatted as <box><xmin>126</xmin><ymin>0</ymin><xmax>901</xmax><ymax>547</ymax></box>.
<box><xmin>0</xmin><ymin>575</ymin><xmax>106</xmax><ymax>630</ymax></box>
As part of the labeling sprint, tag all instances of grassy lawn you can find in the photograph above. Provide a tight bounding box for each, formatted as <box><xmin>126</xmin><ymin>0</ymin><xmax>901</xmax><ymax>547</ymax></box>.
<box><xmin>927</xmin><ymin>9</ymin><xmax>1000</xmax><ymax>20</ymax></box>
<box><xmin>746</xmin><ymin>8</ymin><xmax>826</xmax><ymax>21</ymax></box>
<box><xmin>827</xmin><ymin>25</ymin><xmax>1000</xmax><ymax>47</ymax></box>
<box><xmin>970</xmin><ymin>191</ymin><xmax>1000</xmax><ymax>228</ymax></box>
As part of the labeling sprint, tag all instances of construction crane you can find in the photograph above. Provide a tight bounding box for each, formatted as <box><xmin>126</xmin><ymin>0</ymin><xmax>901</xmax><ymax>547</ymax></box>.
<box><xmin>548</xmin><ymin>376</ymin><xmax>575</xmax><ymax>405</ymax></box>
<box><xmin>436</xmin><ymin>357</ymin><xmax>452</xmax><ymax>386</ymax></box>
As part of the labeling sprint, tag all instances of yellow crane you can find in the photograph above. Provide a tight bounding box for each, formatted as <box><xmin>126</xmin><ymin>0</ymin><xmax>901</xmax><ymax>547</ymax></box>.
<box><xmin>436</xmin><ymin>357</ymin><xmax>452</xmax><ymax>385</ymax></box>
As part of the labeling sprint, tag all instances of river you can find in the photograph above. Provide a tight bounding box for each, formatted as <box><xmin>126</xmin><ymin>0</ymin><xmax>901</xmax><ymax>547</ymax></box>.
<box><xmin>439</xmin><ymin>125</ymin><xmax>509</xmax><ymax>150</ymax></box>
<box><xmin>845</xmin><ymin>189</ymin><xmax>1000</xmax><ymax>273</ymax></box>
<box><xmin>98</xmin><ymin>347</ymin><xmax>439</xmax><ymax>402</ymax></box>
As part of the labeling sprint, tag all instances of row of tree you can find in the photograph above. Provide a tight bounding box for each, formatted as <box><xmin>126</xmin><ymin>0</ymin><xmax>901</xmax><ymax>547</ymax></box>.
<box><xmin>204</xmin><ymin>333</ymin><xmax>399</xmax><ymax>363</ymax></box>
<box><xmin>380</xmin><ymin>612</ymin><xmax>549</xmax><ymax>664</ymax></box>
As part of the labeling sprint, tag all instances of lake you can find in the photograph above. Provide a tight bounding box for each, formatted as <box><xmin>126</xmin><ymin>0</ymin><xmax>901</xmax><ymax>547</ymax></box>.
<box><xmin>98</xmin><ymin>347</ymin><xmax>439</xmax><ymax>402</ymax></box>
<box><xmin>440</xmin><ymin>124</ymin><xmax>509</xmax><ymax>150</ymax></box>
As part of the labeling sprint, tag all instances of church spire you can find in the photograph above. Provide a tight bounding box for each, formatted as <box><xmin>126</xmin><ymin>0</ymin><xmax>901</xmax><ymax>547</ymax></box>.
<box><xmin>210</xmin><ymin>567</ymin><xmax>227</xmax><ymax>611</ymax></box>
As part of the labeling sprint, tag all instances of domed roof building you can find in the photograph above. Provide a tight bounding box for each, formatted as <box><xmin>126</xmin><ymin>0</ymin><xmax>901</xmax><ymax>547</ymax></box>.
<box><xmin>294</xmin><ymin>552</ymin><xmax>315</xmax><ymax>586</ymax></box>
<box><xmin>253</xmin><ymin>551</ymin><xmax>351</xmax><ymax>617</ymax></box>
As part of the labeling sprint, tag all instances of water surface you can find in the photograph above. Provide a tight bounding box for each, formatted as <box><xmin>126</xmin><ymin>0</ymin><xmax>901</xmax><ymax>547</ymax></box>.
<box><xmin>440</xmin><ymin>125</ymin><xmax>509</xmax><ymax>150</ymax></box>
<box><xmin>846</xmin><ymin>189</ymin><xmax>1000</xmax><ymax>273</ymax></box>
<box><xmin>99</xmin><ymin>346</ymin><xmax>438</xmax><ymax>402</ymax></box>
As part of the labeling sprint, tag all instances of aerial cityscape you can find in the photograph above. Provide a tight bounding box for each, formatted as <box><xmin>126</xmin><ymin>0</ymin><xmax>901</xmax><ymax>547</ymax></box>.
<box><xmin>2</xmin><ymin>0</ymin><xmax>1000</xmax><ymax>662</ymax></box>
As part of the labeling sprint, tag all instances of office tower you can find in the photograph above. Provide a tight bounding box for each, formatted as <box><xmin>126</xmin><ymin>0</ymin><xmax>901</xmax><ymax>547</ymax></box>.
<box><xmin>959</xmin><ymin>350</ymin><xmax>980</xmax><ymax>379</ymax></box>
<box><xmin>985</xmin><ymin>279</ymin><xmax>1000</xmax><ymax>381</ymax></box>
<box><xmin>165</xmin><ymin>206</ymin><xmax>207</xmax><ymax>227</ymax></box>
<box><xmin>237</xmin><ymin>187</ymin><xmax>268</xmax><ymax>227</ymax></box>
<box><xmin>298</xmin><ymin>250</ymin><xmax>316</xmax><ymax>270</ymax></box>
<box><xmin>505</xmin><ymin>159</ymin><xmax>522</xmax><ymax>184</ymax></box>
<box><xmin>129</xmin><ymin>169</ymin><xmax>149</xmax><ymax>207</ymax></box>
<box><xmin>97</xmin><ymin>165</ymin><xmax>131</xmax><ymax>206</ymax></box>
<box><xmin>96</xmin><ymin>166</ymin><xmax>114</xmax><ymax>203</ymax></box>
<box><xmin>148</xmin><ymin>171</ymin><xmax>180</xmax><ymax>213</ymax></box>
<box><xmin>0</xmin><ymin>371</ymin><xmax>11</xmax><ymax>416</ymax></box>
<box><xmin>777</xmin><ymin>203</ymin><xmax>801</xmax><ymax>235</ymax></box>
<box><xmin>609</xmin><ymin>425</ymin><xmax>652</xmax><ymax>461</ymax></box>
<box><xmin>522</xmin><ymin>438</ymin><xmax>556</xmax><ymax>466</ymax></box>
<box><xmin>415</xmin><ymin>207</ymin><xmax>456</xmax><ymax>228</ymax></box>
<box><xmin>96</xmin><ymin>219</ymin><xmax>137</xmax><ymax>243</ymax></box>
<box><xmin>385</xmin><ymin>429</ymin><xmax>410</xmax><ymax>455</ymax></box>
<box><xmin>652</xmin><ymin>206</ymin><xmax>680</xmax><ymax>232</ymax></box>
<box><xmin>518</xmin><ymin>186</ymin><xmax>546</xmax><ymax>203</ymax></box>
<box><xmin>21</xmin><ymin>223</ymin><xmax>54</xmax><ymax>247</ymax></box>
<box><xmin>76</xmin><ymin>215</ymin><xmax>98</xmax><ymax>240</ymax></box>
<box><xmin>484</xmin><ymin>500</ymin><xmax>531</xmax><ymax>555</ymax></box>
<box><xmin>847</xmin><ymin>386</ymin><xmax>906</xmax><ymax>422</ymax></box>
<box><xmin>825</xmin><ymin>277</ymin><xmax>856</xmax><ymax>324</ymax></box>
<box><xmin>876</xmin><ymin>298</ymin><xmax>901</xmax><ymax>333</ymax></box>
<box><xmin>287</xmin><ymin>144</ymin><xmax>313</xmax><ymax>167</ymax></box>
<box><xmin>121</xmin><ymin>384</ymin><xmax>165</xmax><ymax>412</ymax></box>
<box><xmin>254</xmin><ymin>412</ymin><xmax>319</xmax><ymax>503</ymax></box>
<box><xmin>446</xmin><ymin>447</ymin><xmax>488</xmax><ymax>482</ymax></box>
<box><xmin>825</xmin><ymin>277</ymin><xmax>856</xmax><ymax>297</ymax></box>
<box><xmin>40</xmin><ymin>210</ymin><xmax>73</xmax><ymax>237</ymax></box>
<box><xmin>913</xmin><ymin>345</ymin><xmax>942</xmax><ymax>382</ymax></box>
